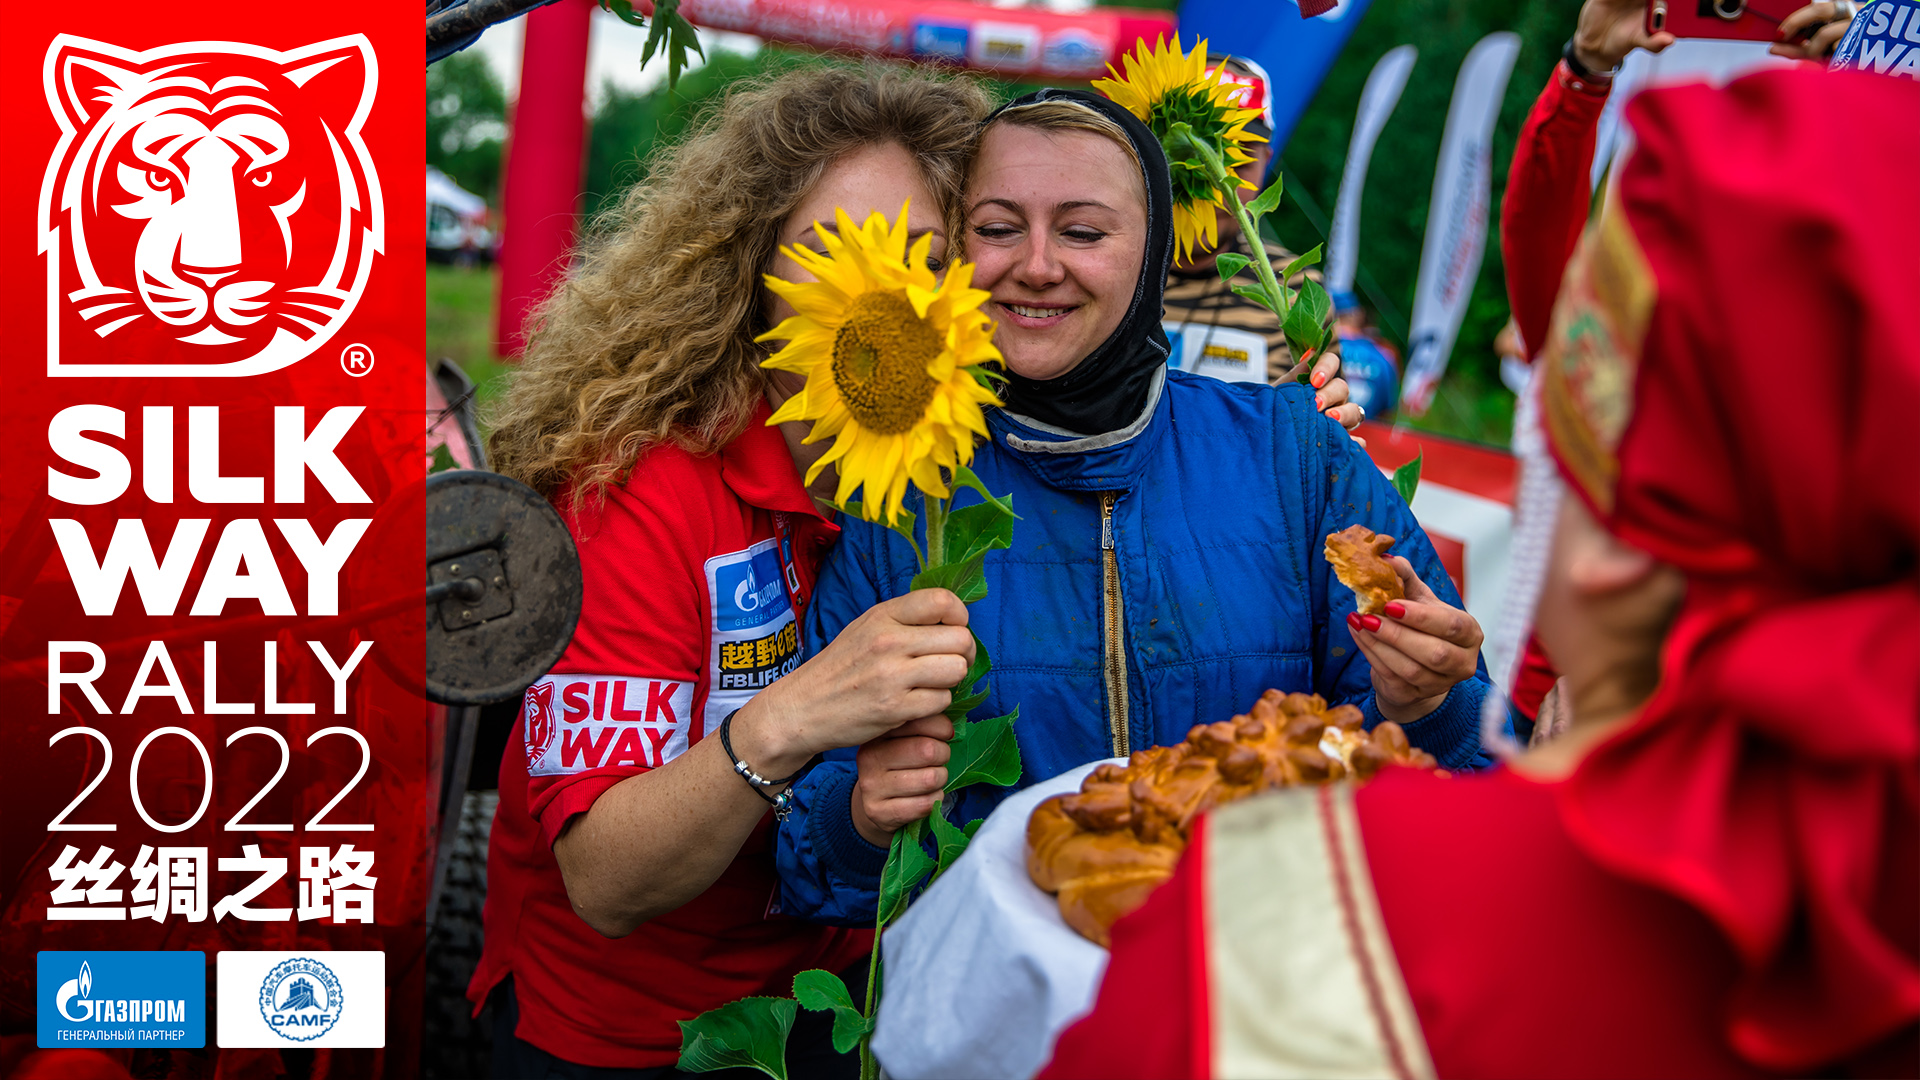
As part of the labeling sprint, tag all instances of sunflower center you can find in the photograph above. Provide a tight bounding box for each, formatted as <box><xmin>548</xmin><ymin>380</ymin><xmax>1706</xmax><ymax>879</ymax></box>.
<box><xmin>831</xmin><ymin>291</ymin><xmax>942</xmax><ymax>435</ymax></box>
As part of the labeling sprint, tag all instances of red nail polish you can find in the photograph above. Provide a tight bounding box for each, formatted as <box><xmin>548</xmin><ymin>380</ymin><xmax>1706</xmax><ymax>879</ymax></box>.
<box><xmin>1359</xmin><ymin>614</ymin><xmax>1382</xmax><ymax>632</ymax></box>
<box><xmin>1384</xmin><ymin>601</ymin><xmax>1406</xmax><ymax>619</ymax></box>
<box><xmin>1346</xmin><ymin>612</ymin><xmax>1363</xmax><ymax>631</ymax></box>
<box><xmin>1311</xmin><ymin>371</ymin><xmax>1328</xmax><ymax>389</ymax></box>
<box><xmin>1315</xmin><ymin>394</ymin><xmax>1326</xmax><ymax>410</ymax></box>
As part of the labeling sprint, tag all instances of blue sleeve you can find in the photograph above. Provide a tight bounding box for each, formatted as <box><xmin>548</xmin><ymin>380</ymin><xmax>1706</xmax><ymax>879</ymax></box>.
<box><xmin>1294</xmin><ymin>396</ymin><xmax>1501</xmax><ymax>771</ymax></box>
<box><xmin>774</xmin><ymin>516</ymin><xmax>894</xmax><ymax>925</ymax></box>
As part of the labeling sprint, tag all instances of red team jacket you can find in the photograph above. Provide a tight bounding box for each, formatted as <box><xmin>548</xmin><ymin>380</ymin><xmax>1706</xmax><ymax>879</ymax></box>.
<box><xmin>466</xmin><ymin>405</ymin><xmax>870</xmax><ymax>1068</ymax></box>
<box><xmin>1500</xmin><ymin>60</ymin><xmax>1612</xmax><ymax>723</ymax></box>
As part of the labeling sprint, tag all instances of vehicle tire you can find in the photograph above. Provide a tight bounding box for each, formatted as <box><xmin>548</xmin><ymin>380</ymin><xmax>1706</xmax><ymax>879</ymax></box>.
<box><xmin>421</xmin><ymin>789</ymin><xmax>498</xmax><ymax>1079</ymax></box>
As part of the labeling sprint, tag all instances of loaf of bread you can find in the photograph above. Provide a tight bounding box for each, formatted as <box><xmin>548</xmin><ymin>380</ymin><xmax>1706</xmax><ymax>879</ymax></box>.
<box><xmin>1026</xmin><ymin>690</ymin><xmax>1442</xmax><ymax>946</ymax></box>
<box><xmin>1325</xmin><ymin>524</ymin><xmax>1405</xmax><ymax>615</ymax></box>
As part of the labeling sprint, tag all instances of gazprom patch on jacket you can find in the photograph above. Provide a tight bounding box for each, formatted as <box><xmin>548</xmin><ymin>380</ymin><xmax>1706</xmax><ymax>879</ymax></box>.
<box><xmin>704</xmin><ymin>538</ymin><xmax>803</xmax><ymax>721</ymax></box>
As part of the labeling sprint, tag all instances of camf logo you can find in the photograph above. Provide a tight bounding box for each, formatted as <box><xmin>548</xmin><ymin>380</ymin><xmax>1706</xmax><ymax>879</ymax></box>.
<box><xmin>37</xmin><ymin>35</ymin><xmax>384</xmax><ymax>377</ymax></box>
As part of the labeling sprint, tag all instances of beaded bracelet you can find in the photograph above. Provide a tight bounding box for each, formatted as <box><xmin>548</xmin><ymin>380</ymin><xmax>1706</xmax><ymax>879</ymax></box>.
<box><xmin>718</xmin><ymin>710</ymin><xmax>807</xmax><ymax>819</ymax></box>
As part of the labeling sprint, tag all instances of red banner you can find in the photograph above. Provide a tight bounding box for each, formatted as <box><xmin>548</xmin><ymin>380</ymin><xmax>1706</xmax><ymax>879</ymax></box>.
<box><xmin>0</xmin><ymin>2</ymin><xmax>426</xmax><ymax>1075</ymax></box>
<box><xmin>654</xmin><ymin>0</ymin><xmax>1178</xmax><ymax>81</ymax></box>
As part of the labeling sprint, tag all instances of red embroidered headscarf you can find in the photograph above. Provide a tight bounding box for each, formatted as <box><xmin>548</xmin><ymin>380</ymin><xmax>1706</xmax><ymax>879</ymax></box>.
<box><xmin>1539</xmin><ymin>67</ymin><xmax>1919</xmax><ymax>1072</ymax></box>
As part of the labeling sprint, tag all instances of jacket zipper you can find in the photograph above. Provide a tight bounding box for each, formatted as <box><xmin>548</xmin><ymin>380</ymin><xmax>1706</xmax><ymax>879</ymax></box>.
<box><xmin>1099</xmin><ymin>491</ymin><xmax>1130</xmax><ymax>758</ymax></box>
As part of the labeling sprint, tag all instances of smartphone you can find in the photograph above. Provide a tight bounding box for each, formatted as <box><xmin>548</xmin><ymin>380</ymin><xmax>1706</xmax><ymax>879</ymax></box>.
<box><xmin>1647</xmin><ymin>0</ymin><xmax>1807</xmax><ymax>41</ymax></box>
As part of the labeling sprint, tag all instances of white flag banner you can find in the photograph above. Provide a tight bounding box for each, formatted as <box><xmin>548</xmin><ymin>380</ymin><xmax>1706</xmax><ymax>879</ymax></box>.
<box><xmin>1325</xmin><ymin>44</ymin><xmax>1418</xmax><ymax>301</ymax></box>
<box><xmin>1400</xmin><ymin>31</ymin><xmax>1520</xmax><ymax>417</ymax></box>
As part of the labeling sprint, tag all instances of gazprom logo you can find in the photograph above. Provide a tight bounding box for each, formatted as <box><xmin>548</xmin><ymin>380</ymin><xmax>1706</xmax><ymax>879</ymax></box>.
<box><xmin>39</xmin><ymin>952</ymin><xmax>204</xmax><ymax>1048</ymax></box>
<box><xmin>707</xmin><ymin>539</ymin><xmax>789</xmax><ymax>632</ymax></box>
<box><xmin>56</xmin><ymin>961</ymin><xmax>94</xmax><ymax>1022</ymax></box>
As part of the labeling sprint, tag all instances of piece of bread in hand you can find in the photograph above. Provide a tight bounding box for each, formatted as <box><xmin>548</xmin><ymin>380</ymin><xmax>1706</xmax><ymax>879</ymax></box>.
<box><xmin>1324</xmin><ymin>524</ymin><xmax>1405</xmax><ymax>615</ymax></box>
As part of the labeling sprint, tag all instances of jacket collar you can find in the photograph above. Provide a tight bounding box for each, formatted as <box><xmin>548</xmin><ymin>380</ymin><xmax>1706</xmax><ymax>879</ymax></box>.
<box><xmin>991</xmin><ymin>367</ymin><xmax>1169</xmax><ymax>491</ymax></box>
<box><xmin>720</xmin><ymin>400</ymin><xmax>832</xmax><ymax>521</ymax></box>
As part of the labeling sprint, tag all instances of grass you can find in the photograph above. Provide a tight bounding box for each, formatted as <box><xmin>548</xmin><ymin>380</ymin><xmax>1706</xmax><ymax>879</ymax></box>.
<box><xmin>425</xmin><ymin>263</ymin><xmax>514</xmax><ymax>436</ymax></box>
<box><xmin>1403</xmin><ymin>361</ymin><xmax>1515</xmax><ymax>447</ymax></box>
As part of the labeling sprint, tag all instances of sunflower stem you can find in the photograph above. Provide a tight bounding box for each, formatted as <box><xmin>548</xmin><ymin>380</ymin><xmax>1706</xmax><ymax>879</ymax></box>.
<box><xmin>925</xmin><ymin>494</ymin><xmax>948</xmax><ymax>568</ymax></box>
<box><xmin>859</xmin><ymin>879</ymin><xmax>885</xmax><ymax>1080</ymax></box>
<box><xmin>1178</xmin><ymin>129</ymin><xmax>1290</xmax><ymax>322</ymax></box>
<box><xmin>887</xmin><ymin>516</ymin><xmax>926</xmax><ymax>573</ymax></box>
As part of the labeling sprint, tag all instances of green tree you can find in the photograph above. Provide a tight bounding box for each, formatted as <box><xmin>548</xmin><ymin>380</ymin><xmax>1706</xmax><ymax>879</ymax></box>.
<box><xmin>1268</xmin><ymin>0</ymin><xmax>1581</xmax><ymax>444</ymax></box>
<box><xmin>584</xmin><ymin>44</ymin><xmax>1058</xmax><ymax>221</ymax></box>
<box><xmin>586</xmin><ymin>48</ymin><xmax>820</xmax><ymax>218</ymax></box>
<box><xmin>427</xmin><ymin>50</ymin><xmax>508</xmax><ymax>202</ymax></box>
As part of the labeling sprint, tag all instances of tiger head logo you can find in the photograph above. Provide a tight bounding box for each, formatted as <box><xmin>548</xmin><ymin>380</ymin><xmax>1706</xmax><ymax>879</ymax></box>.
<box><xmin>524</xmin><ymin>681</ymin><xmax>557</xmax><ymax>769</ymax></box>
<box><xmin>38</xmin><ymin>35</ymin><xmax>383</xmax><ymax>377</ymax></box>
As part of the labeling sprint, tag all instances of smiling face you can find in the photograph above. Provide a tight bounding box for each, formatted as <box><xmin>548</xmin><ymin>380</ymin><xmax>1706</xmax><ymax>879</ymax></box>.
<box><xmin>965</xmin><ymin>123</ymin><xmax>1148</xmax><ymax>382</ymax></box>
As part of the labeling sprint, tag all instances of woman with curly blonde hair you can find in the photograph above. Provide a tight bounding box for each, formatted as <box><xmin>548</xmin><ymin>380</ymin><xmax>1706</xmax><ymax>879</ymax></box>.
<box><xmin>467</xmin><ymin>64</ymin><xmax>988</xmax><ymax>1078</ymax></box>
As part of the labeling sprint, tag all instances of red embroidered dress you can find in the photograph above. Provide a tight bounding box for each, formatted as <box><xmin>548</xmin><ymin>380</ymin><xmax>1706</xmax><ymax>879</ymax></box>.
<box><xmin>1043</xmin><ymin>68</ymin><xmax>1920</xmax><ymax>1080</ymax></box>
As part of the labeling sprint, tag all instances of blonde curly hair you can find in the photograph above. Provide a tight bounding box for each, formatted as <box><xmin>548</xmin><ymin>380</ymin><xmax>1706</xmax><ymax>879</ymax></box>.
<box><xmin>487</xmin><ymin>63</ymin><xmax>992</xmax><ymax>500</ymax></box>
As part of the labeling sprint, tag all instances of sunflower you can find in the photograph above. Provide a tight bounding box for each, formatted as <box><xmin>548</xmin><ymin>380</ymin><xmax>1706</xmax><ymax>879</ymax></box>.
<box><xmin>759</xmin><ymin>203</ymin><xmax>1004</xmax><ymax>527</ymax></box>
<box><xmin>1093</xmin><ymin>35</ymin><xmax>1266</xmax><ymax>264</ymax></box>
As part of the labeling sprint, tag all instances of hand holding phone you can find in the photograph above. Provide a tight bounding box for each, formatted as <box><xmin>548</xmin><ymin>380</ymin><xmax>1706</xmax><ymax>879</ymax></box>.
<box><xmin>1767</xmin><ymin>0</ymin><xmax>1861</xmax><ymax>57</ymax></box>
<box><xmin>1647</xmin><ymin>0</ymin><xmax>1831</xmax><ymax>43</ymax></box>
<box><xmin>1570</xmin><ymin>0</ymin><xmax>1677</xmax><ymax>71</ymax></box>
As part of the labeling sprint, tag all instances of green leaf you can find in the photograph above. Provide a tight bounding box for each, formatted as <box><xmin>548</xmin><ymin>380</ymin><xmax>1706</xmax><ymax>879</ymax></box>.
<box><xmin>1392</xmin><ymin>450</ymin><xmax>1423</xmax><ymax>506</ymax></box>
<box><xmin>928</xmin><ymin>807</ymin><xmax>973</xmax><ymax>881</ymax></box>
<box><xmin>964</xmin><ymin>818</ymin><xmax>985</xmax><ymax>839</ymax></box>
<box><xmin>949</xmin><ymin>464</ymin><xmax>1017</xmax><ymax>519</ymax></box>
<box><xmin>942</xmin><ymin>499</ymin><xmax>1014</xmax><ymax>567</ymax></box>
<box><xmin>959</xmin><ymin>631</ymin><xmax>990</xmax><ymax>693</ymax></box>
<box><xmin>1246</xmin><ymin>176</ymin><xmax>1285</xmax><ymax>220</ymax></box>
<box><xmin>791</xmin><ymin>970</ymin><xmax>874</xmax><ymax>1055</ymax></box>
<box><xmin>946</xmin><ymin>686</ymin><xmax>990</xmax><ymax>723</ymax></box>
<box><xmin>1231</xmin><ymin>283</ymin><xmax>1285</xmax><ymax>319</ymax></box>
<box><xmin>1213</xmin><ymin>251</ymin><xmax>1252</xmax><ymax>283</ymax></box>
<box><xmin>972</xmin><ymin>364</ymin><xmax>1009</xmax><ymax>389</ymax></box>
<box><xmin>677</xmin><ymin>996</ymin><xmax>796</xmax><ymax>1079</ymax></box>
<box><xmin>1281</xmin><ymin>244</ymin><xmax>1324</xmax><ymax>284</ymax></box>
<box><xmin>601</xmin><ymin>0</ymin><xmax>647</xmax><ymax>26</ymax></box>
<box><xmin>944</xmin><ymin>632</ymin><xmax>991</xmax><ymax>722</ymax></box>
<box><xmin>946</xmin><ymin>707</ymin><xmax>1022</xmax><ymax>791</ymax></box>
<box><xmin>1283</xmin><ymin>279</ymin><xmax>1334</xmax><ymax>360</ymax></box>
<box><xmin>911</xmin><ymin>552</ymin><xmax>988</xmax><ymax>604</ymax></box>
<box><xmin>878</xmin><ymin>818</ymin><xmax>935</xmax><ymax>925</ymax></box>
<box><xmin>640</xmin><ymin>0</ymin><xmax>706</xmax><ymax>89</ymax></box>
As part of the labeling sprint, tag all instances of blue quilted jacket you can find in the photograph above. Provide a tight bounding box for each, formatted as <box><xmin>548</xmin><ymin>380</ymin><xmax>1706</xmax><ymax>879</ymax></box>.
<box><xmin>774</xmin><ymin>369</ymin><xmax>1497</xmax><ymax>924</ymax></box>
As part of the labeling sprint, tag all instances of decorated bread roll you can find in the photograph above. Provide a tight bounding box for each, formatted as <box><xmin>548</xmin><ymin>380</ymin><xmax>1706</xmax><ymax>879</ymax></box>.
<box><xmin>1026</xmin><ymin>690</ymin><xmax>1441</xmax><ymax>946</ymax></box>
<box><xmin>1324</xmin><ymin>524</ymin><xmax>1405</xmax><ymax>615</ymax></box>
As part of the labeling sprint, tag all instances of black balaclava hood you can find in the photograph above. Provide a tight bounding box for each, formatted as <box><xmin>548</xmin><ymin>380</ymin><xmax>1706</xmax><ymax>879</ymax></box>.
<box><xmin>982</xmin><ymin>89</ymin><xmax>1174</xmax><ymax>437</ymax></box>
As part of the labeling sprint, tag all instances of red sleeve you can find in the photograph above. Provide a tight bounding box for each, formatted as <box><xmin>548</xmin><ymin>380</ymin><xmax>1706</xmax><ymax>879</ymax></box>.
<box><xmin>1509</xmin><ymin>633</ymin><xmax>1559</xmax><ymax>721</ymax></box>
<box><xmin>1501</xmin><ymin>61</ymin><xmax>1612</xmax><ymax>360</ymax></box>
<box><xmin>1039</xmin><ymin>817</ymin><xmax>1213</xmax><ymax>1080</ymax></box>
<box><xmin>523</xmin><ymin>454</ymin><xmax>716</xmax><ymax>847</ymax></box>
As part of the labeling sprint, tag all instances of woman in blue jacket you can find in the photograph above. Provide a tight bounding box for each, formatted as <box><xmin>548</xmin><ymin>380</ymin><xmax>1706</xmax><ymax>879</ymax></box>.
<box><xmin>775</xmin><ymin>90</ymin><xmax>1495</xmax><ymax>924</ymax></box>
